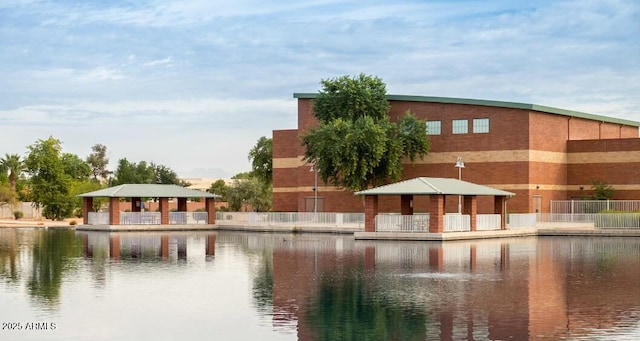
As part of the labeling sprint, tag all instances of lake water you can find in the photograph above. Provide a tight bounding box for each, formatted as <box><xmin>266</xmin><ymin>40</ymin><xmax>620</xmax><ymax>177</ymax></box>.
<box><xmin>1</xmin><ymin>228</ymin><xmax>639</xmax><ymax>341</ymax></box>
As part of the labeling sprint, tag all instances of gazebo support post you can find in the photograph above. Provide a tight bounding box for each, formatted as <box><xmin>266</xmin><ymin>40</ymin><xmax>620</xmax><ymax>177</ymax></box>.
<box><xmin>159</xmin><ymin>197</ymin><xmax>170</xmax><ymax>225</ymax></box>
<box><xmin>463</xmin><ymin>196</ymin><xmax>477</xmax><ymax>231</ymax></box>
<box><xmin>364</xmin><ymin>196</ymin><xmax>378</xmax><ymax>232</ymax></box>
<box><xmin>205</xmin><ymin>197</ymin><xmax>216</xmax><ymax>225</ymax></box>
<box><xmin>429</xmin><ymin>195</ymin><xmax>444</xmax><ymax>233</ymax></box>
<box><xmin>109</xmin><ymin>197</ymin><xmax>120</xmax><ymax>225</ymax></box>
<box><xmin>495</xmin><ymin>196</ymin><xmax>507</xmax><ymax>230</ymax></box>
<box><xmin>82</xmin><ymin>197</ymin><xmax>93</xmax><ymax>224</ymax></box>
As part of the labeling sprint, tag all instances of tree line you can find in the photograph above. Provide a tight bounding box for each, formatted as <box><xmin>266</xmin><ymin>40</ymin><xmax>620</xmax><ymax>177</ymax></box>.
<box><xmin>0</xmin><ymin>135</ymin><xmax>275</xmax><ymax>219</ymax></box>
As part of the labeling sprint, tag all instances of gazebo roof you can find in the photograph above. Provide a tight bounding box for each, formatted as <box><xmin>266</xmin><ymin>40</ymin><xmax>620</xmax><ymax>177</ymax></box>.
<box><xmin>77</xmin><ymin>184</ymin><xmax>220</xmax><ymax>198</ymax></box>
<box><xmin>355</xmin><ymin>177</ymin><xmax>515</xmax><ymax>197</ymax></box>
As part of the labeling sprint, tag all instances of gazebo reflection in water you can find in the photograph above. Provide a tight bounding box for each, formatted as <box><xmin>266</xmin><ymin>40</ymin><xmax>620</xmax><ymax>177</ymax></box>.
<box><xmin>79</xmin><ymin>232</ymin><xmax>217</xmax><ymax>260</ymax></box>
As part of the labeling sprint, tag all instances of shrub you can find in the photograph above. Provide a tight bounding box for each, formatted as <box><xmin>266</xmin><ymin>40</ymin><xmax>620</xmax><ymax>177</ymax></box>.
<box><xmin>73</xmin><ymin>208</ymin><xmax>83</xmax><ymax>218</ymax></box>
<box><xmin>69</xmin><ymin>220</ymin><xmax>77</xmax><ymax>226</ymax></box>
<box><xmin>13</xmin><ymin>210</ymin><xmax>24</xmax><ymax>220</ymax></box>
<box><xmin>195</xmin><ymin>208</ymin><xmax>207</xmax><ymax>212</ymax></box>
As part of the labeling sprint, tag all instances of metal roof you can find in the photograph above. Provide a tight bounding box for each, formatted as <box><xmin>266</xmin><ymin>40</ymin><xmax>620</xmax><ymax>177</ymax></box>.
<box><xmin>293</xmin><ymin>93</ymin><xmax>640</xmax><ymax>127</ymax></box>
<box><xmin>77</xmin><ymin>184</ymin><xmax>220</xmax><ymax>198</ymax></box>
<box><xmin>355</xmin><ymin>177</ymin><xmax>515</xmax><ymax>197</ymax></box>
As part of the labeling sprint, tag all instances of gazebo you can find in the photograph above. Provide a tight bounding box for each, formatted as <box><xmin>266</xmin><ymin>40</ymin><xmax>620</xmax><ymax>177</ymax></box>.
<box><xmin>78</xmin><ymin>184</ymin><xmax>220</xmax><ymax>228</ymax></box>
<box><xmin>356</xmin><ymin>177</ymin><xmax>515</xmax><ymax>233</ymax></box>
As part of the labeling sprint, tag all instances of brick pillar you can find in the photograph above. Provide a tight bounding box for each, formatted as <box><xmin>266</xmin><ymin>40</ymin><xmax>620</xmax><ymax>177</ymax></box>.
<box><xmin>131</xmin><ymin>197</ymin><xmax>141</xmax><ymax>212</ymax></box>
<box><xmin>205</xmin><ymin>197</ymin><xmax>216</xmax><ymax>225</ymax></box>
<box><xmin>464</xmin><ymin>196</ymin><xmax>477</xmax><ymax>231</ymax></box>
<box><xmin>178</xmin><ymin>198</ymin><xmax>187</xmax><ymax>212</ymax></box>
<box><xmin>429</xmin><ymin>195</ymin><xmax>444</xmax><ymax>233</ymax></box>
<box><xmin>495</xmin><ymin>196</ymin><xmax>507</xmax><ymax>230</ymax></box>
<box><xmin>109</xmin><ymin>197</ymin><xmax>120</xmax><ymax>225</ymax></box>
<box><xmin>83</xmin><ymin>197</ymin><xmax>93</xmax><ymax>224</ymax></box>
<box><xmin>364</xmin><ymin>196</ymin><xmax>378</xmax><ymax>232</ymax></box>
<box><xmin>159</xmin><ymin>197</ymin><xmax>170</xmax><ymax>225</ymax></box>
<box><xmin>400</xmin><ymin>195</ymin><xmax>413</xmax><ymax>215</ymax></box>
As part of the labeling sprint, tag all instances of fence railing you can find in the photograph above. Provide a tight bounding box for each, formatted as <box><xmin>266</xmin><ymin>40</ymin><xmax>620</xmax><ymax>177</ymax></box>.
<box><xmin>551</xmin><ymin>200</ymin><xmax>640</xmax><ymax>214</ymax></box>
<box><xmin>375</xmin><ymin>214</ymin><xmax>430</xmax><ymax>232</ymax></box>
<box><xmin>508</xmin><ymin>212</ymin><xmax>640</xmax><ymax>229</ymax></box>
<box><xmin>594</xmin><ymin>213</ymin><xmax>640</xmax><ymax>229</ymax></box>
<box><xmin>444</xmin><ymin>214</ymin><xmax>470</xmax><ymax>232</ymax></box>
<box><xmin>120</xmin><ymin>212</ymin><xmax>161</xmax><ymax>225</ymax></box>
<box><xmin>85</xmin><ymin>211</ymin><xmax>210</xmax><ymax>225</ymax></box>
<box><xmin>216</xmin><ymin>212</ymin><xmax>365</xmax><ymax>228</ymax></box>
<box><xmin>477</xmin><ymin>214</ymin><xmax>501</xmax><ymax>231</ymax></box>
<box><xmin>169</xmin><ymin>211</ymin><xmax>209</xmax><ymax>225</ymax></box>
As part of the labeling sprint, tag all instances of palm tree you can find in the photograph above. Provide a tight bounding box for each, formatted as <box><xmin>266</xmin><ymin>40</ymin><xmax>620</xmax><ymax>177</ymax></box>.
<box><xmin>0</xmin><ymin>154</ymin><xmax>23</xmax><ymax>193</ymax></box>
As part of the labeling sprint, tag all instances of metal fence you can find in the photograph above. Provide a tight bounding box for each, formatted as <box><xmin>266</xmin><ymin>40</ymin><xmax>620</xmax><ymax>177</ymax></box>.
<box><xmin>86</xmin><ymin>211</ymin><xmax>210</xmax><ymax>225</ymax></box>
<box><xmin>444</xmin><ymin>214</ymin><xmax>470</xmax><ymax>232</ymax></box>
<box><xmin>508</xmin><ymin>212</ymin><xmax>640</xmax><ymax>229</ymax></box>
<box><xmin>169</xmin><ymin>212</ymin><xmax>209</xmax><ymax>224</ymax></box>
<box><xmin>477</xmin><ymin>214</ymin><xmax>502</xmax><ymax>231</ymax></box>
<box><xmin>551</xmin><ymin>200</ymin><xmax>640</xmax><ymax>214</ymax></box>
<box><xmin>375</xmin><ymin>214</ymin><xmax>430</xmax><ymax>232</ymax></box>
<box><xmin>374</xmin><ymin>214</ymin><xmax>500</xmax><ymax>232</ymax></box>
<box><xmin>216</xmin><ymin>212</ymin><xmax>365</xmax><ymax>228</ymax></box>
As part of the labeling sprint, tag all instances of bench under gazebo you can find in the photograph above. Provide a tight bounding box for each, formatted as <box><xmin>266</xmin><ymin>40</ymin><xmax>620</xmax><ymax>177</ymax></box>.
<box><xmin>356</xmin><ymin>177</ymin><xmax>515</xmax><ymax>233</ymax></box>
<box><xmin>77</xmin><ymin>184</ymin><xmax>220</xmax><ymax>231</ymax></box>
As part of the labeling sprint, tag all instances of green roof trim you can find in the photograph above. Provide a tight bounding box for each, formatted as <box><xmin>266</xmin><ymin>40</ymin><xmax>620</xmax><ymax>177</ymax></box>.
<box><xmin>78</xmin><ymin>184</ymin><xmax>220</xmax><ymax>198</ymax></box>
<box><xmin>293</xmin><ymin>93</ymin><xmax>640</xmax><ymax>127</ymax></box>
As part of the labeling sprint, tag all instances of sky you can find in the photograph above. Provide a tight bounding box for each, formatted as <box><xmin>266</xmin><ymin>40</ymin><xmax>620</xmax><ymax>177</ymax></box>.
<box><xmin>1</xmin><ymin>0</ymin><xmax>638</xmax><ymax>179</ymax></box>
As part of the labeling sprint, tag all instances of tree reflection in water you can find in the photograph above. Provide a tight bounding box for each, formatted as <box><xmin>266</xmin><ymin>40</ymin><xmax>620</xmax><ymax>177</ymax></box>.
<box><xmin>27</xmin><ymin>229</ymin><xmax>83</xmax><ymax>305</ymax></box>
<box><xmin>306</xmin><ymin>269</ymin><xmax>427</xmax><ymax>341</ymax></box>
<box><xmin>0</xmin><ymin>229</ymin><xmax>20</xmax><ymax>282</ymax></box>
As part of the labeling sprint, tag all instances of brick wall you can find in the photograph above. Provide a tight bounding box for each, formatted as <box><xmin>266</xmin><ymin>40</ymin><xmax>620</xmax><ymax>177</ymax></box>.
<box><xmin>272</xmin><ymin>97</ymin><xmax>640</xmax><ymax>213</ymax></box>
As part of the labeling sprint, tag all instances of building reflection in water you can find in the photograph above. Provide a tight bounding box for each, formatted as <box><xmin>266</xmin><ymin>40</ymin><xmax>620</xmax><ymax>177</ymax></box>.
<box><xmin>224</xmin><ymin>233</ymin><xmax>640</xmax><ymax>341</ymax></box>
<box><xmin>79</xmin><ymin>232</ymin><xmax>217</xmax><ymax>261</ymax></box>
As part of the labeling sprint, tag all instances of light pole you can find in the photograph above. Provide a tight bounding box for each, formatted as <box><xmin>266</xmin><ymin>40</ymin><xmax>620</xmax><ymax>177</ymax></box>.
<box><xmin>455</xmin><ymin>156</ymin><xmax>465</xmax><ymax>213</ymax></box>
<box><xmin>310</xmin><ymin>165</ymin><xmax>318</xmax><ymax>214</ymax></box>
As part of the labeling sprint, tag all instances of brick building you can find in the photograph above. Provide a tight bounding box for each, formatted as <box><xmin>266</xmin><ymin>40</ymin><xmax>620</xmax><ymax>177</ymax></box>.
<box><xmin>273</xmin><ymin>94</ymin><xmax>640</xmax><ymax>214</ymax></box>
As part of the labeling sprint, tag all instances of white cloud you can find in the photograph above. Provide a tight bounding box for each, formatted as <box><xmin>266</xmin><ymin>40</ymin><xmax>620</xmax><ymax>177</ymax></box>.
<box><xmin>0</xmin><ymin>0</ymin><xmax>638</xmax><ymax>176</ymax></box>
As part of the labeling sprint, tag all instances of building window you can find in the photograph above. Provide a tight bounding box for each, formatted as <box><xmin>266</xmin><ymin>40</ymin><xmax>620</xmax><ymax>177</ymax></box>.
<box><xmin>426</xmin><ymin>121</ymin><xmax>441</xmax><ymax>135</ymax></box>
<box><xmin>452</xmin><ymin>119</ymin><xmax>468</xmax><ymax>134</ymax></box>
<box><xmin>473</xmin><ymin>118</ymin><xmax>490</xmax><ymax>133</ymax></box>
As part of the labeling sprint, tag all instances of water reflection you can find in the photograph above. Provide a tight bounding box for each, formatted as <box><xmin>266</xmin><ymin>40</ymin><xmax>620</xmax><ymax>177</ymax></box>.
<box><xmin>224</xmin><ymin>234</ymin><xmax>640</xmax><ymax>340</ymax></box>
<box><xmin>79</xmin><ymin>231</ymin><xmax>217</xmax><ymax>261</ymax></box>
<box><xmin>0</xmin><ymin>229</ymin><xmax>639</xmax><ymax>340</ymax></box>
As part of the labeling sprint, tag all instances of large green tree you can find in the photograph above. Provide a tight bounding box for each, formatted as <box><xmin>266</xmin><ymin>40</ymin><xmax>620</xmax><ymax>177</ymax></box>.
<box><xmin>208</xmin><ymin>179</ymin><xmax>229</xmax><ymax>201</ymax></box>
<box><xmin>302</xmin><ymin>74</ymin><xmax>430</xmax><ymax>192</ymax></box>
<box><xmin>86</xmin><ymin>144</ymin><xmax>109</xmax><ymax>182</ymax></box>
<box><xmin>113</xmin><ymin>159</ymin><xmax>155</xmax><ymax>185</ymax></box>
<box><xmin>61</xmin><ymin>153</ymin><xmax>92</xmax><ymax>181</ymax></box>
<box><xmin>248</xmin><ymin>136</ymin><xmax>273</xmax><ymax>185</ymax></box>
<box><xmin>24</xmin><ymin>137</ymin><xmax>74</xmax><ymax>220</ymax></box>
<box><xmin>113</xmin><ymin>158</ymin><xmax>186</xmax><ymax>186</ymax></box>
<box><xmin>226</xmin><ymin>177</ymin><xmax>272</xmax><ymax>212</ymax></box>
<box><xmin>0</xmin><ymin>153</ymin><xmax>23</xmax><ymax>192</ymax></box>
